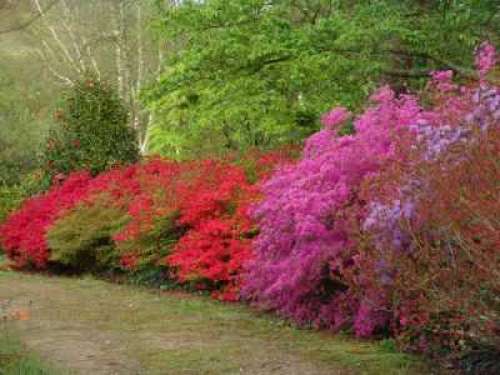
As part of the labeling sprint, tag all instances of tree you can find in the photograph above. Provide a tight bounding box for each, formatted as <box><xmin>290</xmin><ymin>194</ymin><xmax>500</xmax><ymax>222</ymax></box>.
<box><xmin>26</xmin><ymin>0</ymin><xmax>163</xmax><ymax>152</ymax></box>
<box><xmin>145</xmin><ymin>0</ymin><xmax>498</xmax><ymax>158</ymax></box>
<box><xmin>42</xmin><ymin>78</ymin><xmax>139</xmax><ymax>177</ymax></box>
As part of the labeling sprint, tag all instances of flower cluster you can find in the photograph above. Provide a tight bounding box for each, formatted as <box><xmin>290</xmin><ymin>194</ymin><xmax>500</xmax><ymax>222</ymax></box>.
<box><xmin>475</xmin><ymin>41</ymin><xmax>497</xmax><ymax>79</ymax></box>
<box><xmin>165</xmin><ymin>160</ymin><xmax>257</xmax><ymax>300</ymax></box>
<box><xmin>0</xmin><ymin>172</ymin><xmax>109</xmax><ymax>268</ymax></box>
<box><xmin>242</xmin><ymin>85</ymin><xmax>423</xmax><ymax>335</ymax></box>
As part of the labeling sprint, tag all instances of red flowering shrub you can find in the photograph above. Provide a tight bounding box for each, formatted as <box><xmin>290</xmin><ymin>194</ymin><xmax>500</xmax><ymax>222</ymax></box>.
<box><xmin>165</xmin><ymin>160</ymin><xmax>258</xmax><ymax>301</ymax></box>
<box><xmin>0</xmin><ymin>155</ymin><xmax>273</xmax><ymax>301</ymax></box>
<box><xmin>167</xmin><ymin>218</ymin><xmax>252</xmax><ymax>301</ymax></box>
<box><xmin>233</xmin><ymin>146</ymin><xmax>300</xmax><ymax>183</ymax></box>
<box><xmin>0</xmin><ymin>172</ymin><xmax>103</xmax><ymax>268</ymax></box>
<box><xmin>110</xmin><ymin>159</ymin><xmax>184</xmax><ymax>267</ymax></box>
<box><xmin>0</xmin><ymin>160</ymin><xmax>178</xmax><ymax>269</ymax></box>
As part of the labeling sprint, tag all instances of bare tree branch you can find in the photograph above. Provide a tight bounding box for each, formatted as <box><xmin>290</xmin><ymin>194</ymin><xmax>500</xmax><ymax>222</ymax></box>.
<box><xmin>0</xmin><ymin>0</ymin><xmax>58</xmax><ymax>34</ymax></box>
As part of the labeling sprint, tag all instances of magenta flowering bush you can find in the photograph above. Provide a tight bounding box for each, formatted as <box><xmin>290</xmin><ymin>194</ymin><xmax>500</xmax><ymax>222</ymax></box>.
<box><xmin>242</xmin><ymin>86</ymin><xmax>426</xmax><ymax>335</ymax></box>
<box><xmin>243</xmin><ymin>43</ymin><xmax>499</xmax><ymax>339</ymax></box>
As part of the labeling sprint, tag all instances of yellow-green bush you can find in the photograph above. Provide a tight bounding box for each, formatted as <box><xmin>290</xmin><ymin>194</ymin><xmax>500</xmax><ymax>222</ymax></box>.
<box><xmin>47</xmin><ymin>201</ymin><xmax>129</xmax><ymax>271</ymax></box>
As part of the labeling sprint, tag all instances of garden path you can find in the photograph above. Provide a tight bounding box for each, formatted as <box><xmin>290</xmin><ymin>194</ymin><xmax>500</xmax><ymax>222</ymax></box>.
<box><xmin>0</xmin><ymin>271</ymin><xmax>429</xmax><ymax>375</ymax></box>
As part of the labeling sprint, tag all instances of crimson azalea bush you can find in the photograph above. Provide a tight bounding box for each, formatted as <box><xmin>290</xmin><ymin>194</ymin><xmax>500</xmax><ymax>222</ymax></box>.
<box><xmin>0</xmin><ymin>155</ymin><xmax>275</xmax><ymax>301</ymax></box>
<box><xmin>107</xmin><ymin>155</ymin><xmax>290</xmax><ymax>300</ymax></box>
<box><xmin>0</xmin><ymin>172</ymin><xmax>111</xmax><ymax>268</ymax></box>
<box><xmin>165</xmin><ymin>160</ymin><xmax>258</xmax><ymax>301</ymax></box>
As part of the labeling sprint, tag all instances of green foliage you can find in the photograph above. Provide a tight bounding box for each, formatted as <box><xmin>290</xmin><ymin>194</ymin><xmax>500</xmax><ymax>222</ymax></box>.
<box><xmin>47</xmin><ymin>200</ymin><xmax>129</xmax><ymax>271</ymax></box>
<box><xmin>117</xmin><ymin>211</ymin><xmax>185</xmax><ymax>270</ymax></box>
<box><xmin>0</xmin><ymin>185</ymin><xmax>24</xmax><ymax>226</ymax></box>
<box><xmin>16</xmin><ymin>169</ymin><xmax>53</xmax><ymax>197</ymax></box>
<box><xmin>0</xmin><ymin>170</ymin><xmax>49</xmax><ymax>231</ymax></box>
<box><xmin>146</xmin><ymin>0</ymin><xmax>498</xmax><ymax>159</ymax></box>
<box><xmin>42</xmin><ymin>78</ymin><xmax>139</xmax><ymax>177</ymax></box>
<box><xmin>0</xmin><ymin>56</ymin><xmax>54</xmax><ymax>185</ymax></box>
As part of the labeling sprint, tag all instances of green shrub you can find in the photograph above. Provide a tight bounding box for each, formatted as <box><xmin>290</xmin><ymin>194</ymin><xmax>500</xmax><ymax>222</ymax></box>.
<box><xmin>116</xmin><ymin>211</ymin><xmax>185</xmax><ymax>270</ymax></box>
<box><xmin>47</xmin><ymin>200</ymin><xmax>129</xmax><ymax>271</ymax></box>
<box><xmin>42</xmin><ymin>78</ymin><xmax>139</xmax><ymax>177</ymax></box>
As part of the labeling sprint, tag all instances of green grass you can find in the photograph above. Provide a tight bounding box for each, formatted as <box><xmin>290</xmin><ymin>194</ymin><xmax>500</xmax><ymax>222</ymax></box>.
<box><xmin>0</xmin><ymin>271</ymin><xmax>434</xmax><ymax>374</ymax></box>
<box><xmin>0</xmin><ymin>330</ymin><xmax>61</xmax><ymax>375</ymax></box>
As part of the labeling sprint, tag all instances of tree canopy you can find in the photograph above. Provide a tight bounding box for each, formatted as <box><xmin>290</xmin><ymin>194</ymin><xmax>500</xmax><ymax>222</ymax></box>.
<box><xmin>145</xmin><ymin>0</ymin><xmax>498</xmax><ymax>158</ymax></box>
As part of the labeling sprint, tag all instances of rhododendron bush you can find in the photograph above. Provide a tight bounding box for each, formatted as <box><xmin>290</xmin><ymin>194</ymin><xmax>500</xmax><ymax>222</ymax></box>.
<box><xmin>356</xmin><ymin>49</ymin><xmax>499</xmax><ymax>357</ymax></box>
<box><xmin>242</xmin><ymin>87</ymin><xmax>422</xmax><ymax>334</ymax></box>
<box><xmin>243</xmin><ymin>43</ymin><xmax>498</xmax><ymax>345</ymax></box>
<box><xmin>380</xmin><ymin>127</ymin><xmax>499</xmax><ymax>356</ymax></box>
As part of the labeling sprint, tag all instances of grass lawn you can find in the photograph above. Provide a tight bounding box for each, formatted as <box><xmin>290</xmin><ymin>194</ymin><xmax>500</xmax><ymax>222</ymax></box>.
<box><xmin>0</xmin><ymin>330</ymin><xmax>64</xmax><ymax>375</ymax></box>
<box><xmin>0</xmin><ymin>271</ymin><xmax>436</xmax><ymax>374</ymax></box>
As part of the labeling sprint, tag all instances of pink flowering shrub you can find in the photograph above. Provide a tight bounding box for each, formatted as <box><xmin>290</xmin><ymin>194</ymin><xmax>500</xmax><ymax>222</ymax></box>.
<box><xmin>244</xmin><ymin>44</ymin><xmax>499</xmax><ymax>342</ymax></box>
<box><xmin>476</xmin><ymin>41</ymin><xmax>497</xmax><ymax>79</ymax></box>
<box><xmin>242</xmin><ymin>85</ymin><xmax>424</xmax><ymax>335</ymax></box>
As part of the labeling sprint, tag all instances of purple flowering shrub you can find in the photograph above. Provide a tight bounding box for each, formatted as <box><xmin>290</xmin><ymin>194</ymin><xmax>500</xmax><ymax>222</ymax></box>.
<box><xmin>242</xmin><ymin>86</ymin><xmax>424</xmax><ymax>335</ymax></box>
<box><xmin>360</xmin><ymin>44</ymin><xmax>499</xmax><ymax>356</ymax></box>
<box><xmin>243</xmin><ymin>42</ymin><xmax>499</xmax><ymax>343</ymax></box>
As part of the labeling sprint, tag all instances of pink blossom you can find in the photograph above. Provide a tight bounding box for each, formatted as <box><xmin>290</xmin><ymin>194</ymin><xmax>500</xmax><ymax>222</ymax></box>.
<box><xmin>369</xmin><ymin>85</ymin><xmax>394</xmax><ymax>103</ymax></box>
<box><xmin>475</xmin><ymin>41</ymin><xmax>497</xmax><ymax>78</ymax></box>
<box><xmin>320</xmin><ymin>107</ymin><xmax>351</xmax><ymax>129</ymax></box>
<box><xmin>430</xmin><ymin>70</ymin><xmax>456</xmax><ymax>92</ymax></box>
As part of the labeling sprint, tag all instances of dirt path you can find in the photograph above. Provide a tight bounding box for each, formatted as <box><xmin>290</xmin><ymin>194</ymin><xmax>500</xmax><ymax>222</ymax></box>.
<box><xmin>0</xmin><ymin>271</ymin><xmax>429</xmax><ymax>375</ymax></box>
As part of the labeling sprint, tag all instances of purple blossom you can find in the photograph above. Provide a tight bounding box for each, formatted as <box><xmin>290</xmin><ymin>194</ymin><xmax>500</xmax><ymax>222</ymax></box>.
<box><xmin>431</xmin><ymin>70</ymin><xmax>456</xmax><ymax>92</ymax></box>
<box><xmin>363</xmin><ymin>200</ymin><xmax>415</xmax><ymax>252</ymax></box>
